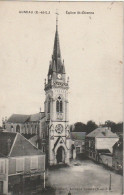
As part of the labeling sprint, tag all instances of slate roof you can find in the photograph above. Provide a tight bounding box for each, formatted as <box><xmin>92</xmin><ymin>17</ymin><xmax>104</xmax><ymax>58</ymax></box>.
<box><xmin>86</xmin><ymin>127</ymin><xmax>118</xmax><ymax>138</ymax></box>
<box><xmin>29</xmin><ymin>112</ymin><xmax>45</xmax><ymax>122</ymax></box>
<box><xmin>7</xmin><ymin>114</ymin><xmax>30</xmax><ymax>123</ymax></box>
<box><xmin>7</xmin><ymin>112</ymin><xmax>45</xmax><ymax>124</ymax></box>
<box><xmin>70</xmin><ymin>132</ymin><xmax>86</xmax><ymax>140</ymax></box>
<box><xmin>0</xmin><ymin>132</ymin><xmax>43</xmax><ymax>157</ymax></box>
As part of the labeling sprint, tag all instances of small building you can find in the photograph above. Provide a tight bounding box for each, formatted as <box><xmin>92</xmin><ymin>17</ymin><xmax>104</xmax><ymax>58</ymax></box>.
<box><xmin>112</xmin><ymin>135</ymin><xmax>123</xmax><ymax>173</ymax></box>
<box><xmin>85</xmin><ymin>127</ymin><xmax>119</xmax><ymax>162</ymax></box>
<box><xmin>70</xmin><ymin>132</ymin><xmax>86</xmax><ymax>159</ymax></box>
<box><xmin>0</xmin><ymin>132</ymin><xmax>45</xmax><ymax>194</ymax></box>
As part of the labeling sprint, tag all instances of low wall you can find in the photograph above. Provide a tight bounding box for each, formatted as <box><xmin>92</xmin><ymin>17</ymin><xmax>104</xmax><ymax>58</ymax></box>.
<box><xmin>99</xmin><ymin>154</ymin><xmax>112</xmax><ymax>167</ymax></box>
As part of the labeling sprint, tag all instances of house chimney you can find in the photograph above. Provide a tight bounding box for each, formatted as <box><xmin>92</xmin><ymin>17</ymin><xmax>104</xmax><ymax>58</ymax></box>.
<box><xmin>105</xmin><ymin>127</ymin><xmax>111</xmax><ymax>136</ymax></box>
<box><xmin>105</xmin><ymin>127</ymin><xmax>108</xmax><ymax>136</ymax></box>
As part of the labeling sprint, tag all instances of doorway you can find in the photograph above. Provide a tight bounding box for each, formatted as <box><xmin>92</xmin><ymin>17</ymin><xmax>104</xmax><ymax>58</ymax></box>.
<box><xmin>56</xmin><ymin>146</ymin><xmax>65</xmax><ymax>164</ymax></box>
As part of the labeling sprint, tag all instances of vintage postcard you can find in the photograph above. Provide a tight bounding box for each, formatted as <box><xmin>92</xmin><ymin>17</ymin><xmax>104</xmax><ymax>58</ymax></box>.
<box><xmin>0</xmin><ymin>1</ymin><xmax>123</xmax><ymax>195</ymax></box>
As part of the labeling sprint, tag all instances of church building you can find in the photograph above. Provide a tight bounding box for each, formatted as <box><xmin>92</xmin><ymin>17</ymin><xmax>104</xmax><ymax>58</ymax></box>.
<box><xmin>3</xmin><ymin>16</ymin><xmax>71</xmax><ymax>166</ymax></box>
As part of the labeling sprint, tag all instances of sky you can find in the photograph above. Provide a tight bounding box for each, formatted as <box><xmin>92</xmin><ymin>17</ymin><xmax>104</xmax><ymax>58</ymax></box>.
<box><xmin>0</xmin><ymin>1</ymin><xmax>123</xmax><ymax>125</ymax></box>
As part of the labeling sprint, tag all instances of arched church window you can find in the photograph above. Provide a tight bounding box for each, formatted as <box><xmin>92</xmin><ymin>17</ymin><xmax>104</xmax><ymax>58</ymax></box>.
<box><xmin>56</xmin><ymin>96</ymin><xmax>63</xmax><ymax>113</ymax></box>
<box><xmin>16</xmin><ymin>125</ymin><xmax>20</xmax><ymax>133</ymax></box>
<box><xmin>24</xmin><ymin>126</ymin><xmax>26</xmax><ymax>134</ymax></box>
<box><xmin>56</xmin><ymin>100</ymin><xmax>59</xmax><ymax>112</ymax></box>
<box><xmin>11</xmin><ymin>125</ymin><xmax>13</xmax><ymax>132</ymax></box>
<box><xmin>48</xmin><ymin>101</ymin><xmax>50</xmax><ymax>113</ymax></box>
<box><xmin>60</xmin><ymin>101</ymin><xmax>63</xmax><ymax>112</ymax></box>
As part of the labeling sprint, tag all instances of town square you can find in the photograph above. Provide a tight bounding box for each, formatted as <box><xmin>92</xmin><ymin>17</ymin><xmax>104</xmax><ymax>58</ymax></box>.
<box><xmin>0</xmin><ymin>2</ymin><xmax>123</xmax><ymax>195</ymax></box>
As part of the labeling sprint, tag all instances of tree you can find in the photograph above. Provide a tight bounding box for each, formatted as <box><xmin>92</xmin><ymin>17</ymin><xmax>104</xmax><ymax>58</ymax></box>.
<box><xmin>72</xmin><ymin>122</ymin><xmax>86</xmax><ymax>132</ymax></box>
<box><xmin>86</xmin><ymin>120</ymin><xmax>98</xmax><ymax>134</ymax></box>
<box><xmin>101</xmin><ymin>120</ymin><xmax>123</xmax><ymax>134</ymax></box>
<box><xmin>116</xmin><ymin>122</ymin><xmax>123</xmax><ymax>133</ymax></box>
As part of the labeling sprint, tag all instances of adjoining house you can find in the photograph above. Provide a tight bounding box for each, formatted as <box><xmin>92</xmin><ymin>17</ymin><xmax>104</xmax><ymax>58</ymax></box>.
<box><xmin>112</xmin><ymin>135</ymin><xmax>123</xmax><ymax>173</ymax></box>
<box><xmin>70</xmin><ymin>132</ymin><xmax>86</xmax><ymax>159</ymax></box>
<box><xmin>85</xmin><ymin>127</ymin><xmax>119</xmax><ymax>162</ymax></box>
<box><xmin>0</xmin><ymin>132</ymin><xmax>45</xmax><ymax>194</ymax></box>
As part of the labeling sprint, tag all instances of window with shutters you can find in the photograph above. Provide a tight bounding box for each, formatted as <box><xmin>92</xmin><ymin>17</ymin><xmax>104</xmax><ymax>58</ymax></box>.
<box><xmin>16</xmin><ymin>158</ymin><xmax>24</xmax><ymax>172</ymax></box>
<box><xmin>0</xmin><ymin>160</ymin><xmax>5</xmax><ymax>174</ymax></box>
<box><xmin>31</xmin><ymin>156</ymin><xmax>38</xmax><ymax>170</ymax></box>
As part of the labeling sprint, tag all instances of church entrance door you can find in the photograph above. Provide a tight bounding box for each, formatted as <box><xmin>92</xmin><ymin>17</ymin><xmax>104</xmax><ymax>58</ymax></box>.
<box><xmin>56</xmin><ymin>146</ymin><xmax>65</xmax><ymax>164</ymax></box>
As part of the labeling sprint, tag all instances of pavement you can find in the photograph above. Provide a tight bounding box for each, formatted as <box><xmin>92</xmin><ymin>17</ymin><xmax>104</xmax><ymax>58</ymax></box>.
<box><xmin>45</xmin><ymin>159</ymin><xmax>123</xmax><ymax>195</ymax></box>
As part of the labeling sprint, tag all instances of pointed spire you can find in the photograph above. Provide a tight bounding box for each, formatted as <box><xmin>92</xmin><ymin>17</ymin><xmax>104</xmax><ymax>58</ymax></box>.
<box><xmin>52</xmin><ymin>11</ymin><xmax>62</xmax><ymax>72</ymax></box>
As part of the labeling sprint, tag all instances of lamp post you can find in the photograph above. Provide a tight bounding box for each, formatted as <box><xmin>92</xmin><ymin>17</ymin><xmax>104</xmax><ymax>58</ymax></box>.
<box><xmin>43</xmin><ymin>155</ymin><xmax>46</xmax><ymax>189</ymax></box>
<box><xmin>109</xmin><ymin>173</ymin><xmax>111</xmax><ymax>191</ymax></box>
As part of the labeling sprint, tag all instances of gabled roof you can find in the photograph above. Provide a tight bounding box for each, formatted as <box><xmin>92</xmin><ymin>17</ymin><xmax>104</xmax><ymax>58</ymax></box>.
<box><xmin>53</xmin><ymin>136</ymin><xmax>67</xmax><ymax>151</ymax></box>
<box><xmin>7</xmin><ymin>114</ymin><xmax>30</xmax><ymax>123</ymax></box>
<box><xmin>7</xmin><ymin>112</ymin><xmax>45</xmax><ymax>124</ymax></box>
<box><xmin>70</xmin><ymin>132</ymin><xmax>86</xmax><ymax>140</ymax></box>
<box><xmin>0</xmin><ymin>132</ymin><xmax>43</xmax><ymax>157</ymax></box>
<box><xmin>86</xmin><ymin>127</ymin><xmax>118</xmax><ymax>138</ymax></box>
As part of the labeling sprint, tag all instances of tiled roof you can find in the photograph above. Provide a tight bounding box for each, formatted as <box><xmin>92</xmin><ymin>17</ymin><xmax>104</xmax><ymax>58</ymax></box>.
<box><xmin>86</xmin><ymin>127</ymin><xmax>118</xmax><ymax>138</ymax></box>
<box><xmin>70</xmin><ymin>132</ymin><xmax>86</xmax><ymax>140</ymax></box>
<box><xmin>0</xmin><ymin>132</ymin><xmax>43</xmax><ymax>157</ymax></box>
<box><xmin>10</xmin><ymin>133</ymin><xmax>43</xmax><ymax>157</ymax></box>
<box><xmin>7</xmin><ymin>112</ymin><xmax>45</xmax><ymax>124</ymax></box>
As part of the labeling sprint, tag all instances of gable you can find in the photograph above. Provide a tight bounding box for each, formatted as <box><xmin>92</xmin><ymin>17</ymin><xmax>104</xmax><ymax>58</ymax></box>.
<box><xmin>53</xmin><ymin>136</ymin><xmax>67</xmax><ymax>151</ymax></box>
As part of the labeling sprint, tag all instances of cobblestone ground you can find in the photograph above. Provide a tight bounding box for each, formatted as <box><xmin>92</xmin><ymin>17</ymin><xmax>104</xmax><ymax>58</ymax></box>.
<box><xmin>45</xmin><ymin>160</ymin><xmax>123</xmax><ymax>195</ymax></box>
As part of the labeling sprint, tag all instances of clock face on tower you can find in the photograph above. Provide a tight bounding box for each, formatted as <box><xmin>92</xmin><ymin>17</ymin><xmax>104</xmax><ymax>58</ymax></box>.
<box><xmin>57</xmin><ymin>74</ymin><xmax>62</xmax><ymax>79</ymax></box>
<box><xmin>55</xmin><ymin>124</ymin><xmax>63</xmax><ymax>134</ymax></box>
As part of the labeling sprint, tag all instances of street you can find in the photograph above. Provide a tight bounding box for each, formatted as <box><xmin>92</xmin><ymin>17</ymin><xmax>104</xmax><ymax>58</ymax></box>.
<box><xmin>45</xmin><ymin>160</ymin><xmax>123</xmax><ymax>195</ymax></box>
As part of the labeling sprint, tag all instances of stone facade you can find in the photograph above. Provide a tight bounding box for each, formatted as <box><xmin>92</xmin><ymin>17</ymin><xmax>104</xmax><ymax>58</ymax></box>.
<box><xmin>4</xmin><ymin>17</ymin><xmax>71</xmax><ymax>166</ymax></box>
<box><xmin>44</xmin><ymin>19</ymin><xmax>71</xmax><ymax>166</ymax></box>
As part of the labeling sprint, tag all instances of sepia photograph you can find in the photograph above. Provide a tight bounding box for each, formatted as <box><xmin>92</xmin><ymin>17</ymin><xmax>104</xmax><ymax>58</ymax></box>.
<box><xmin>0</xmin><ymin>1</ymin><xmax>123</xmax><ymax>195</ymax></box>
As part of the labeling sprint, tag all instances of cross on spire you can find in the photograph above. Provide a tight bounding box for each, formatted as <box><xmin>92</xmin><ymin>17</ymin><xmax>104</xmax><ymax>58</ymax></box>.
<box><xmin>55</xmin><ymin>10</ymin><xmax>59</xmax><ymax>29</ymax></box>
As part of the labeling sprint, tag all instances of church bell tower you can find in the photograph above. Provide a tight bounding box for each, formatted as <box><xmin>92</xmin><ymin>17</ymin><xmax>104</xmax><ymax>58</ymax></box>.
<box><xmin>44</xmin><ymin>14</ymin><xmax>70</xmax><ymax>165</ymax></box>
